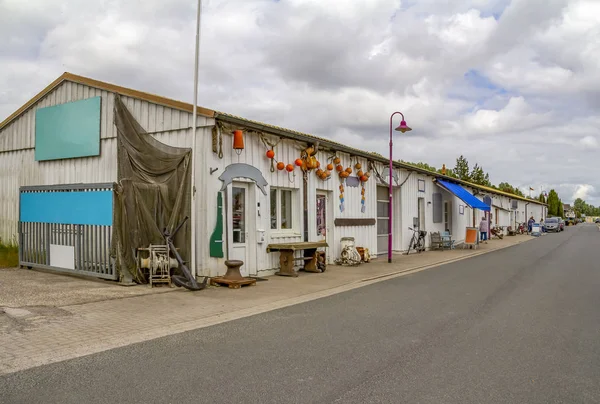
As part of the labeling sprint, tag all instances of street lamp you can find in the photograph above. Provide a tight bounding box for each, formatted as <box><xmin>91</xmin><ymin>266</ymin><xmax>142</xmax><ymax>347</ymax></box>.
<box><xmin>389</xmin><ymin>112</ymin><xmax>412</xmax><ymax>263</ymax></box>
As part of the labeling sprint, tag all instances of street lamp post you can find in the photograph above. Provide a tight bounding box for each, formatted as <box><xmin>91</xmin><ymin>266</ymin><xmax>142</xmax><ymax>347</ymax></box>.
<box><xmin>388</xmin><ymin>112</ymin><xmax>411</xmax><ymax>263</ymax></box>
<box><xmin>190</xmin><ymin>0</ymin><xmax>202</xmax><ymax>278</ymax></box>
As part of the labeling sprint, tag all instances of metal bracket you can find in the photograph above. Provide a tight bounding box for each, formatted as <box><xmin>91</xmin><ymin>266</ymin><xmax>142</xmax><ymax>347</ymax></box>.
<box><xmin>210</xmin><ymin>167</ymin><xmax>219</xmax><ymax>175</ymax></box>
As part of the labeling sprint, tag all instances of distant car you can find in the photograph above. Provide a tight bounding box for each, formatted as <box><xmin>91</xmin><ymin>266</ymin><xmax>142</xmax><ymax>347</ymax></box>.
<box><xmin>544</xmin><ymin>217</ymin><xmax>560</xmax><ymax>232</ymax></box>
<box><xmin>595</xmin><ymin>218</ymin><xmax>600</xmax><ymax>224</ymax></box>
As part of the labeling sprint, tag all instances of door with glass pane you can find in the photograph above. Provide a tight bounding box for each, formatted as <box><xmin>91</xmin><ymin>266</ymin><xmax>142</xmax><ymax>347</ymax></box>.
<box><xmin>228</xmin><ymin>183</ymin><xmax>249</xmax><ymax>276</ymax></box>
<box><xmin>443</xmin><ymin>201</ymin><xmax>452</xmax><ymax>233</ymax></box>
<box><xmin>418</xmin><ymin>197</ymin><xmax>426</xmax><ymax>231</ymax></box>
<box><xmin>377</xmin><ymin>186</ymin><xmax>389</xmax><ymax>255</ymax></box>
<box><xmin>316</xmin><ymin>191</ymin><xmax>332</xmax><ymax>262</ymax></box>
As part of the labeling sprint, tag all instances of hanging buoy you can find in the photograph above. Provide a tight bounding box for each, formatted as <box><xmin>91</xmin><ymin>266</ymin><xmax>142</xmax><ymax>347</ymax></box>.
<box><xmin>266</xmin><ymin>149</ymin><xmax>275</xmax><ymax>159</ymax></box>
<box><xmin>233</xmin><ymin>130</ymin><xmax>244</xmax><ymax>155</ymax></box>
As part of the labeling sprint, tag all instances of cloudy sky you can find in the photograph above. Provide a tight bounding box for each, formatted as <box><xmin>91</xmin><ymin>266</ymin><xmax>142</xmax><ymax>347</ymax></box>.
<box><xmin>1</xmin><ymin>0</ymin><xmax>598</xmax><ymax>205</ymax></box>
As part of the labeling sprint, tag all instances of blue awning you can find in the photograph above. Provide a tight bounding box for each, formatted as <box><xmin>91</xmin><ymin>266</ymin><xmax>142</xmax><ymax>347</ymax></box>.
<box><xmin>436</xmin><ymin>179</ymin><xmax>491</xmax><ymax>211</ymax></box>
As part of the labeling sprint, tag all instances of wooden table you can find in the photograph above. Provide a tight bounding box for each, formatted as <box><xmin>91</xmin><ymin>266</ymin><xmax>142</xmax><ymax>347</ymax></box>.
<box><xmin>266</xmin><ymin>241</ymin><xmax>328</xmax><ymax>277</ymax></box>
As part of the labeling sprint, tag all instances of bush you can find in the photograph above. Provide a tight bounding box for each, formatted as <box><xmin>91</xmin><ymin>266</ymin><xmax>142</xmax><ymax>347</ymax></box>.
<box><xmin>0</xmin><ymin>239</ymin><xmax>19</xmax><ymax>268</ymax></box>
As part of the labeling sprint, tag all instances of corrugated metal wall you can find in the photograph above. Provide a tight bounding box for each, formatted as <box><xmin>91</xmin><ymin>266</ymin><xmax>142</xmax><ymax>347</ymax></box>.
<box><xmin>201</xmin><ymin>130</ymin><xmax>382</xmax><ymax>276</ymax></box>
<box><xmin>0</xmin><ymin>78</ymin><xmax>549</xmax><ymax>278</ymax></box>
<box><xmin>0</xmin><ymin>81</ymin><xmax>212</xmax><ymax>247</ymax></box>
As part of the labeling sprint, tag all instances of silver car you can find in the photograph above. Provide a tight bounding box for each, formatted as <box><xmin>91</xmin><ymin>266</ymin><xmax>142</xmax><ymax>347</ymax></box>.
<box><xmin>545</xmin><ymin>217</ymin><xmax>560</xmax><ymax>232</ymax></box>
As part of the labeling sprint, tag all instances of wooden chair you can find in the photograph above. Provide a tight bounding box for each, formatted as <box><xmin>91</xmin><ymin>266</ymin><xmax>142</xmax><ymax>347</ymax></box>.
<box><xmin>430</xmin><ymin>232</ymin><xmax>443</xmax><ymax>250</ymax></box>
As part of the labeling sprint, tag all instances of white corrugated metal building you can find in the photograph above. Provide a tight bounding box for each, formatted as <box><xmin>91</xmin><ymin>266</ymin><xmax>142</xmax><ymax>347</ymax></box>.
<box><xmin>0</xmin><ymin>73</ymin><xmax>547</xmax><ymax>280</ymax></box>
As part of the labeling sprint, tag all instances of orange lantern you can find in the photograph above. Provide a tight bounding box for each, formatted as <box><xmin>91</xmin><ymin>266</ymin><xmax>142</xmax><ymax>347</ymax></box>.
<box><xmin>326</xmin><ymin>163</ymin><xmax>334</xmax><ymax>171</ymax></box>
<box><xmin>286</xmin><ymin>164</ymin><xmax>294</xmax><ymax>172</ymax></box>
<box><xmin>295</xmin><ymin>158</ymin><xmax>303</xmax><ymax>167</ymax></box>
<box><xmin>333</xmin><ymin>157</ymin><xmax>341</xmax><ymax>164</ymax></box>
<box><xmin>360</xmin><ymin>175</ymin><xmax>368</xmax><ymax>182</ymax></box>
<box><xmin>336</xmin><ymin>165</ymin><xmax>343</xmax><ymax>172</ymax></box>
<box><xmin>233</xmin><ymin>130</ymin><xmax>244</xmax><ymax>155</ymax></box>
<box><xmin>277</xmin><ymin>162</ymin><xmax>285</xmax><ymax>170</ymax></box>
<box><xmin>266</xmin><ymin>149</ymin><xmax>275</xmax><ymax>159</ymax></box>
<box><xmin>345</xmin><ymin>167</ymin><xmax>352</xmax><ymax>174</ymax></box>
<box><xmin>355</xmin><ymin>163</ymin><xmax>362</xmax><ymax>170</ymax></box>
<box><xmin>357</xmin><ymin>170</ymin><xmax>364</xmax><ymax>177</ymax></box>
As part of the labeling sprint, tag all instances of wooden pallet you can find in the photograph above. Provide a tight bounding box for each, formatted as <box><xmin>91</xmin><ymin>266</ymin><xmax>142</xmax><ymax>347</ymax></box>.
<box><xmin>210</xmin><ymin>277</ymin><xmax>257</xmax><ymax>289</ymax></box>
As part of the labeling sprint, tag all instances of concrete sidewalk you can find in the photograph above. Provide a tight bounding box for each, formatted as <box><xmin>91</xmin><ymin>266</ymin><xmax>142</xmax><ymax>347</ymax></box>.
<box><xmin>0</xmin><ymin>235</ymin><xmax>532</xmax><ymax>376</ymax></box>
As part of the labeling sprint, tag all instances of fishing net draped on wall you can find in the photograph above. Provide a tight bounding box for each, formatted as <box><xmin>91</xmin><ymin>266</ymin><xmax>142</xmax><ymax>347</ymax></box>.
<box><xmin>111</xmin><ymin>96</ymin><xmax>192</xmax><ymax>283</ymax></box>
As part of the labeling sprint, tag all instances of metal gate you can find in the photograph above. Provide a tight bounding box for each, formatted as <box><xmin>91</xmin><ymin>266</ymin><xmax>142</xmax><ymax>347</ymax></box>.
<box><xmin>18</xmin><ymin>183</ymin><xmax>117</xmax><ymax>280</ymax></box>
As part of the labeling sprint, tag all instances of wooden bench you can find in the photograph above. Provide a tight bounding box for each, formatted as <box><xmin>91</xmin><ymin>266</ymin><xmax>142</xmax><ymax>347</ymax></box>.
<box><xmin>266</xmin><ymin>241</ymin><xmax>328</xmax><ymax>277</ymax></box>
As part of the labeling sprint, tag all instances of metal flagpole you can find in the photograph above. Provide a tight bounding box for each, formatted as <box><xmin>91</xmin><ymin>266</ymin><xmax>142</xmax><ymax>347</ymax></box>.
<box><xmin>190</xmin><ymin>0</ymin><xmax>202</xmax><ymax>278</ymax></box>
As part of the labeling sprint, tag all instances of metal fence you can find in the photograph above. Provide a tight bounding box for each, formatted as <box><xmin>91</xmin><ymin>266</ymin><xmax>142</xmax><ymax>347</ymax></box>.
<box><xmin>18</xmin><ymin>183</ymin><xmax>117</xmax><ymax>280</ymax></box>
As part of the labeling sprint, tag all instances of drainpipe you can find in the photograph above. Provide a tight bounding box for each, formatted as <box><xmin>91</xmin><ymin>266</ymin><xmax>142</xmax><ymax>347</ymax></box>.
<box><xmin>303</xmin><ymin>173</ymin><xmax>308</xmax><ymax>242</ymax></box>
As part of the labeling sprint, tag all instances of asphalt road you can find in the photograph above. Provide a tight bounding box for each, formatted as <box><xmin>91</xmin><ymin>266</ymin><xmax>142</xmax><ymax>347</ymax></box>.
<box><xmin>2</xmin><ymin>224</ymin><xmax>599</xmax><ymax>404</ymax></box>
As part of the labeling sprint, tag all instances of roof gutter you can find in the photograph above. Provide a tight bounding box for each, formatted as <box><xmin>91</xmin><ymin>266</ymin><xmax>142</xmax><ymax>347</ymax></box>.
<box><xmin>215</xmin><ymin>113</ymin><xmax>547</xmax><ymax>207</ymax></box>
<box><xmin>215</xmin><ymin>113</ymin><xmax>390</xmax><ymax>165</ymax></box>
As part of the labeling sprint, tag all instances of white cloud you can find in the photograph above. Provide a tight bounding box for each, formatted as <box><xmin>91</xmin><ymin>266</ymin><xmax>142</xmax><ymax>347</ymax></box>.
<box><xmin>579</xmin><ymin>136</ymin><xmax>598</xmax><ymax>149</ymax></box>
<box><xmin>0</xmin><ymin>0</ymin><xmax>599</xmax><ymax>205</ymax></box>
<box><xmin>573</xmin><ymin>184</ymin><xmax>595</xmax><ymax>201</ymax></box>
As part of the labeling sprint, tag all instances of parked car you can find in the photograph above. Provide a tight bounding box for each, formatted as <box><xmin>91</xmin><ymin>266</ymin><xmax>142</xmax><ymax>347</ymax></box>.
<box><xmin>544</xmin><ymin>217</ymin><xmax>560</xmax><ymax>232</ymax></box>
<box><xmin>595</xmin><ymin>218</ymin><xmax>600</xmax><ymax>224</ymax></box>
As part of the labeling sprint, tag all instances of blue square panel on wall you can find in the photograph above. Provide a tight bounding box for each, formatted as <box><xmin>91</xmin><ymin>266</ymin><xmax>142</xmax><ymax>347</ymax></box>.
<box><xmin>35</xmin><ymin>96</ymin><xmax>101</xmax><ymax>161</ymax></box>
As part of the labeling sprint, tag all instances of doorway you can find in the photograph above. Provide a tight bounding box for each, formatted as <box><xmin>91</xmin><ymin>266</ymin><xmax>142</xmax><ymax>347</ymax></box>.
<box><xmin>443</xmin><ymin>201</ymin><xmax>452</xmax><ymax>233</ymax></box>
<box><xmin>418</xmin><ymin>197</ymin><xmax>426</xmax><ymax>231</ymax></box>
<box><xmin>376</xmin><ymin>186</ymin><xmax>389</xmax><ymax>255</ymax></box>
<box><xmin>316</xmin><ymin>190</ymin><xmax>333</xmax><ymax>262</ymax></box>
<box><xmin>227</xmin><ymin>182</ymin><xmax>255</xmax><ymax>276</ymax></box>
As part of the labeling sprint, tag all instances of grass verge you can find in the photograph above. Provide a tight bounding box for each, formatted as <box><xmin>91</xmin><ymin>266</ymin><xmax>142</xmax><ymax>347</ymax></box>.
<box><xmin>0</xmin><ymin>240</ymin><xmax>19</xmax><ymax>268</ymax></box>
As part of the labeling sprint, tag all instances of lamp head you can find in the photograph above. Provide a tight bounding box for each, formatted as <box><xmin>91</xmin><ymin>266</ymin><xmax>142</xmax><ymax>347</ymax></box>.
<box><xmin>395</xmin><ymin>120</ymin><xmax>412</xmax><ymax>133</ymax></box>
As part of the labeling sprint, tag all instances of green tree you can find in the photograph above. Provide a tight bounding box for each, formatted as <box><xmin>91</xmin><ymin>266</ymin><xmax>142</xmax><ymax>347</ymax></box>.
<box><xmin>547</xmin><ymin>189</ymin><xmax>560</xmax><ymax>216</ymax></box>
<box><xmin>538</xmin><ymin>192</ymin><xmax>546</xmax><ymax>203</ymax></box>
<box><xmin>558</xmin><ymin>199</ymin><xmax>564</xmax><ymax>218</ymax></box>
<box><xmin>470</xmin><ymin>164</ymin><xmax>490</xmax><ymax>186</ymax></box>
<box><xmin>454</xmin><ymin>155</ymin><xmax>471</xmax><ymax>181</ymax></box>
<box><xmin>498</xmin><ymin>182</ymin><xmax>525</xmax><ymax>197</ymax></box>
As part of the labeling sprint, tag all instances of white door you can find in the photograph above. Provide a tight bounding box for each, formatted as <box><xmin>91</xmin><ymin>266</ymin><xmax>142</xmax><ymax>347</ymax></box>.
<box><xmin>418</xmin><ymin>197</ymin><xmax>426</xmax><ymax>231</ymax></box>
<box><xmin>444</xmin><ymin>201</ymin><xmax>452</xmax><ymax>233</ymax></box>
<box><xmin>228</xmin><ymin>183</ymin><xmax>250</xmax><ymax>276</ymax></box>
<box><xmin>316</xmin><ymin>191</ymin><xmax>333</xmax><ymax>262</ymax></box>
<box><xmin>376</xmin><ymin>186</ymin><xmax>389</xmax><ymax>255</ymax></box>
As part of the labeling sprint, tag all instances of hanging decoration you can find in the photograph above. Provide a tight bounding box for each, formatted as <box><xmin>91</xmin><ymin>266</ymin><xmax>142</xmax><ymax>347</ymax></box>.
<box><xmin>233</xmin><ymin>130</ymin><xmax>244</xmax><ymax>155</ymax></box>
<box><xmin>339</xmin><ymin>183</ymin><xmax>345</xmax><ymax>212</ymax></box>
<box><xmin>361</xmin><ymin>183</ymin><xmax>366</xmax><ymax>213</ymax></box>
<box><xmin>209</xmin><ymin>192</ymin><xmax>224</xmax><ymax>258</ymax></box>
<box><xmin>286</xmin><ymin>164</ymin><xmax>296</xmax><ymax>183</ymax></box>
<box><xmin>277</xmin><ymin>161</ymin><xmax>285</xmax><ymax>171</ymax></box>
<box><xmin>212</xmin><ymin>126</ymin><xmax>218</xmax><ymax>154</ymax></box>
<box><xmin>260</xmin><ymin>134</ymin><xmax>282</xmax><ymax>172</ymax></box>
